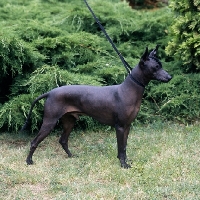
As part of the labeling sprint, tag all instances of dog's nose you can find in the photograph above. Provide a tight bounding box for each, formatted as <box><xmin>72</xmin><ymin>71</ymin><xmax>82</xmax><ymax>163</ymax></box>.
<box><xmin>167</xmin><ymin>74</ymin><xmax>172</xmax><ymax>80</ymax></box>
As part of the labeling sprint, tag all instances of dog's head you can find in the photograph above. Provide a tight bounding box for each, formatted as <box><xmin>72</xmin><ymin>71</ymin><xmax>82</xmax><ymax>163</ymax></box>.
<box><xmin>139</xmin><ymin>46</ymin><xmax>172</xmax><ymax>83</ymax></box>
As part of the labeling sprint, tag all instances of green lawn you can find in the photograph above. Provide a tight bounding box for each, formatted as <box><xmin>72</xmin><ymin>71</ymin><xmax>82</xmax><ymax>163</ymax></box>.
<box><xmin>1</xmin><ymin>122</ymin><xmax>200</xmax><ymax>199</ymax></box>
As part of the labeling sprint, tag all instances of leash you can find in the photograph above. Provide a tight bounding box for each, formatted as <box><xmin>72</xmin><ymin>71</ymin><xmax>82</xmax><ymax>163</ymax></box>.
<box><xmin>83</xmin><ymin>0</ymin><xmax>132</xmax><ymax>74</ymax></box>
<box><xmin>83</xmin><ymin>0</ymin><xmax>145</xmax><ymax>88</ymax></box>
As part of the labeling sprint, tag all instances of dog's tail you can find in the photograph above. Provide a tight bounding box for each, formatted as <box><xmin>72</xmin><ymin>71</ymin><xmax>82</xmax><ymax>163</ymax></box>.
<box><xmin>21</xmin><ymin>93</ymin><xmax>49</xmax><ymax>131</ymax></box>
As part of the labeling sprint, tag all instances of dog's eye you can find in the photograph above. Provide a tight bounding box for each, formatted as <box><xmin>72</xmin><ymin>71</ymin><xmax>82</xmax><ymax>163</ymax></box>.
<box><xmin>153</xmin><ymin>65</ymin><xmax>160</xmax><ymax>72</ymax></box>
<box><xmin>155</xmin><ymin>65</ymin><xmax>160</xmax><ymax>70</ymax></box>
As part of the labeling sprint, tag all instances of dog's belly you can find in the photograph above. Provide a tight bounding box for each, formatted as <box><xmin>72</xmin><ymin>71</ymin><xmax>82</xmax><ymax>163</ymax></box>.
<box><xmin>67</xmin><ymin>109</ymin><xmax>116</xmax><ymax>126</ymax></box>
<box><xmin>89</xmin><ymin>113</ymin><xmax>115</xmax><ymax>126</ymax></box>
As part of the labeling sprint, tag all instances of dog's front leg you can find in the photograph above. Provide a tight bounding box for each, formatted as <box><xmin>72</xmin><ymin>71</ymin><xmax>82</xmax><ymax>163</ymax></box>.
<box><xmin>115</xmin><ymin>124</ymin><xmax>131</xmax><ymax>168</ymax></box>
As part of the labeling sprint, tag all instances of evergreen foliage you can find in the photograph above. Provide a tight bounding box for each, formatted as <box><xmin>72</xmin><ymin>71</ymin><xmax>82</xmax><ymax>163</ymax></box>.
<box><xmin>166</xmin><ymin>0</ymin><xmax>200</xmax><ymax>72</ymax></box>
<box><xmin>0</xmin><ymin>94</ymin><xmax>43</xmax><ymax>132</ymax></box>
<box><xmin>141</xmin><ymin>73</ymin><xmax>200</xmax><ymax>123</ymax></box>
<box><xmin>25</xmin><ymin>65</ymin><xmax>103</xmax><ymax>95</ymax></box>
<box><xmin>0</xmin><ymin>0</ymin><xmax>199</xmax><ymax>132</ymax></box>
<box><xmin>0</xmin><ymin>37</ymin><xmax>44</xmax><ymax>77</ymax></box>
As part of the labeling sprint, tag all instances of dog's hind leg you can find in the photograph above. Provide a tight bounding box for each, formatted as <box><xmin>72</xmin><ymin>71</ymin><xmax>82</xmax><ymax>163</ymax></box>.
<box><xmin>59</xmin><ymin>114</ymin><xmax>76</xmax><ymax>158</ymax></box>
<box><xmin>26</xmin><ymin>117</ymin><xmax>58</xmax><ymax>165</ymax></box>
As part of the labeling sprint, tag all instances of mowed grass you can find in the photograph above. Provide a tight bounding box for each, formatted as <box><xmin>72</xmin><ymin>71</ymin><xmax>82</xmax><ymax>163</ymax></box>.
<box><xmin>1</xmin><ymin>122</ymin><xmax>200</xmax><ymax>199</ymax></box>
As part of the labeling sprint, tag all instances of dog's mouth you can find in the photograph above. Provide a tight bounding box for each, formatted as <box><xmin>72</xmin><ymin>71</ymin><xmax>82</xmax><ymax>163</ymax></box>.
<box><xmin>158</xmin><ymin>75</ymin><xmax>172</xmax><ymax>83</ymax></box>
<box><xmin>155</xmin><ymin>71</ymin><xmax>172</xmax><ymax>83</ymax></box>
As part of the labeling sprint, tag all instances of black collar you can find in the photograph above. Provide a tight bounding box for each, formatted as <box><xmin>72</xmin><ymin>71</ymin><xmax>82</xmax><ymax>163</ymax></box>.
<box><xmin>129</xmin><ymin>74</ymin><xmax>145</xmax><ymax>88</ymax></box>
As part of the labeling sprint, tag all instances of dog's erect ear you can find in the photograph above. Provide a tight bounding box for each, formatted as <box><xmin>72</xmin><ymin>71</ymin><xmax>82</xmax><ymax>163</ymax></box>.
<box><xmin>149</xmin><ymin>45</ymin><xmax>159</xmax><ymax>57</ymax></box>
<box><xmin>140</xmin><ymin>46</ymin><xmax>149</xmax><ymax>61</ymax></box>
<box><xmin>139</xmin><ymin>47</ymin><xmax>149</xmax><ymax>67</ymax></box>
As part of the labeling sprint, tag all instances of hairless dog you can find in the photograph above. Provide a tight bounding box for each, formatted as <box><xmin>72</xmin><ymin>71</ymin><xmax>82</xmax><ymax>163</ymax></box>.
<box><xmin>22</xmin><ymin>46</ymin><xmax>172</xmax><ymax>168</ymax></box>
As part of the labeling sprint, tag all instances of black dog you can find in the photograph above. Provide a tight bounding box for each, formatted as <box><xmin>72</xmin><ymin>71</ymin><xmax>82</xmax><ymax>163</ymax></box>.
<box><xmin>22</xmin><ymin>46</ymin><xmax>172</xmax><ymax>168</ymax></box>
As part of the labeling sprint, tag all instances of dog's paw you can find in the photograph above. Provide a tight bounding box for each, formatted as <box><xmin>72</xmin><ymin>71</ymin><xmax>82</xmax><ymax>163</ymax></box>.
<box><xmin>121</xmin><ymin>162</ymin><xmax>131</xmax><ymax>169</ymax></box>
<box><xmin>26</xmin><ymin>159</ymin><xmax>34</xmax><ymax>165</ymax></box>
<box><xmin>120</xmin><ymin>159</ymin><xmax>132</xmax><ymax>169</ymax></box>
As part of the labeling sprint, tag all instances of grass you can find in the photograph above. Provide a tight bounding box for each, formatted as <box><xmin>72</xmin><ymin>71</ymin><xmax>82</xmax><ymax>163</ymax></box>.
<box><xmin>1</xmin><ymin>122</ymin><xmax>200</xmax><ymax>199</ymax></box>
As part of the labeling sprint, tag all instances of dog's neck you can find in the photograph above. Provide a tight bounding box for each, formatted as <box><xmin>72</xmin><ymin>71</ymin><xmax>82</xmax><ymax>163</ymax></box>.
<box><xmin>129</xmin><ymin>73</ymin><xmax>145</xmax><ymax>88</ymax></box>
<box><xmin>119</xmin><ymin>65</ymin><xmax>146</xmax><ymax>96</ymax></box>
<box><xmin>129</xmin><ymin>65</ymin><xmax>150</xmax><ymax>87</ymax></box>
